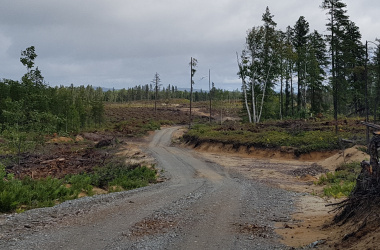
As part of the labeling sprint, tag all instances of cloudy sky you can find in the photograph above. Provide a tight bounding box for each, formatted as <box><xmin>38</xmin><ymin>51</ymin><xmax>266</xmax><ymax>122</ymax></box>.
<box><xmin>1</xmin><ymin>0</ymin><xmax>380</xmax><ymax>91</ymax></box>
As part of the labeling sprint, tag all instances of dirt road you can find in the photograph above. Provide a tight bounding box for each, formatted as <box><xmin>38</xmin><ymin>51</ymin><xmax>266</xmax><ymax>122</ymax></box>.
<box><xmin>0</xmin><ymin>127</ymin><xmax>297</xmax><ymax>249</ymax></box>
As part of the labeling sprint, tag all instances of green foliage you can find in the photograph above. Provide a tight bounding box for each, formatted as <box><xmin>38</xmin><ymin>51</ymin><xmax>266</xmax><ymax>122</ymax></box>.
<box><xmin>109</xmin><ymin>165</ymin><xmax>157</xmax><ymax>191</ymax></box>
<box><xmin>67</xmin><ymin>174</ymin><xmax>94</xmax><ymax>196</ymax></box>
<box><xmin>322</xmin><ymin>182</ymin><xmax>356</xmax><ymax>198</ymax></box>
<box><xmin>316</xmin><ymin>162</ymin><xmax>361</xmax><ymax>198</ymax></box>
<box><xmin>184</xmin><ymin>121</ymin><xmax>352</xmax><ymax>153</ymax></box>
<box><xmin>0</xmin><ymin>46</ymin><xmax>106</xmax><ymax>137</ymax></box>
<box><xmin>90</xmin><ymin>163</ymin><xmax>157</xmax><ymax>190</ymax></box>
<box><xmin>0</xmin><ymin>165</ymin><xmax>74</xmax><ymax>213</ymax></box>
<box><xmin>142</xmin><ymin>120</ymin><xmax>161</xmax><ymax>131</ymax></box>
<box><xmin>20</xmin><ymin>46</ymin><xmax>37</xmax><ymax>71</ymax></box>
<box><xmin>2</xmin><ymin>129</ymin><xmax>30</xmax><ymax>154</ymax></box>
<box><xmin>0</xmin><ymin>162</ymin><xmax>157</xmax><ymax>213</ymax></box>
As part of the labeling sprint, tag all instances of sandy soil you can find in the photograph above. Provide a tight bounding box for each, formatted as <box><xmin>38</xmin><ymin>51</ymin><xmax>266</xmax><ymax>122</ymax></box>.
<box><xmin>173</xmin><ymin>128</ymin><xmax>372</xmax><ymax>249</ymax></box>
<box><xmin>2</xmin><ymin>122</ymin><xmax>372</xmax><ymax>249</ymax></box>
<box><xmin>0</xmin><ymin>126</ymin><xmax>297</xmax><ymax>250</ymax></box>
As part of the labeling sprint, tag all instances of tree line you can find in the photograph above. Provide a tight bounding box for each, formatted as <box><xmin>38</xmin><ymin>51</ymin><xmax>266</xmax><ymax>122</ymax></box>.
<box><xmin>238</xmin><ymin>0</ymin><xmax>380</xmax><ymax>123</ymax></box>
<box><xmin>0</xmin><ymin>46</ymin><xmax>105</xmax><ymax>138</ymax></box>
<box><xmin>0</xmin><ymin>46</ymin><xmax>241</xmax><ymax>138</ymax></box>
<box><xmin>103</xmin><ymin>82</ymin><xmax>240</xmax><ymax>103</ymax></box>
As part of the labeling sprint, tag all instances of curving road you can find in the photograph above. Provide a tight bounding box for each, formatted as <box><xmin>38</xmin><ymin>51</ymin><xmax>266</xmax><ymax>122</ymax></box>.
<box><xmin>0</xmin><ymin>127</ymin><xmax>297</xmax><ymax>249</ymax></box>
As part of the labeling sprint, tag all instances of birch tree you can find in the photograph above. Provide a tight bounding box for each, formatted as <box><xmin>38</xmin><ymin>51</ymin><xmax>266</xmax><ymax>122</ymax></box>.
<box><xmin>238</xmin><ymin>7</ymin><xmax>279</xmax><ymax>123</ymax></box>
<box><xmin>236</xmin><ymin>51</ymin><xmax>252</xmax><ymax>123</ymax></box>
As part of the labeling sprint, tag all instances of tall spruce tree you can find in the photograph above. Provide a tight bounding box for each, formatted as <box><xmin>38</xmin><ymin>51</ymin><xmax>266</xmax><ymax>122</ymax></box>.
<box><xmin>293</xmin><ymin>16</ymin><xmax>310</xmax><ymax>116</ymax></box>
<box><xmin>321</xmin><ymin>0</ymin><xmax>350</xmax><ymax>133</ymax></box>
<box><xmin>322</xmin><ymin>1</ymin><xmax>367</xmax><ymax>118</ymax></box>
<box><xmin>343</xmin><ymin>21</ymin><xmax>365</xmax><ymax>115</ymax></box>
<box><xmin>284</xmin><ymin>26</ymin><xmax>296</xmax><ymax>117</ymax></box>
<box><xmin>372</xmin><ymin>41</ymin><xmax>380</xmax><ymax>122</ymax></box>
<box><xmin>306</xmin><ymin>30</ymin><xmax>329</xmax><ymax>114</ymax></box>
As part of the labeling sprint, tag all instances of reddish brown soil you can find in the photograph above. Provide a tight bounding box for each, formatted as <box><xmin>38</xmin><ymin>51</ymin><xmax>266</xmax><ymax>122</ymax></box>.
<box><xmin>4</xmin><ymin>135</ymin><xmax>114</xmax><ymax>179</ymax></box>
<box><xmin>3</xmin><ymin>104</ymin><xmax>208</xmax><ymax>180</ymax></box>
<box><xmin>105</xmin><ymin>103</ymin><xmax>211</xmax><ymax>125</ymax></box>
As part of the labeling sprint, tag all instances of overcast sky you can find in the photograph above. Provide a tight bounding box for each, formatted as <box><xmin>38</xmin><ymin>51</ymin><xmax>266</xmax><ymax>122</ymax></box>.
<box><xmin>1</xmin><ymin>0</ymin><xmax>380</xmax><ymax>91</ymax></box>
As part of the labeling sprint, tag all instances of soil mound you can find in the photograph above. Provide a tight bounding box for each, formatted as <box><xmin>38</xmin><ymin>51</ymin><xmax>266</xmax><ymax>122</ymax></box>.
<box><xmin>319</xmin><ymin>146</ymin><xmax>368</xmax><ymax>171</ymax></box>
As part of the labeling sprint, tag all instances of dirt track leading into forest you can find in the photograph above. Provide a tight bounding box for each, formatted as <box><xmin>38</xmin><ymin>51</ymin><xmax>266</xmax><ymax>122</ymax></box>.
<box><xmin>0</xmin><ymin>126</ymin><xmax>303</xmax><ymax>249</ymax></box>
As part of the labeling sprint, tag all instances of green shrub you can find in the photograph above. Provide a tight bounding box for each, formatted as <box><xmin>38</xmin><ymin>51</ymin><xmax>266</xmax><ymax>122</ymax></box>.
<box><xmin>0</xmin><ymin>162</ymin><xmax>157</xmax><ymax>213</ymax></box>
<box><xmin>67</xmin><ymin>174</ymin><xmax>94</xmax><ymax>196</ymax></box>
<box><xmin>92</xmin><ymin>163</ymin><xmax>157</xmax><ymax>190</ymax></box>
<box><xmin>158</xmin><ymin>120</ymin><xmax>174</xmax><ymax>126</ymax></box>
<box><xmin>316</xmin><ymin>162</ymin><xmax>361</xmax><ymax>198</ymax></box>
<box><xmin>323</xmin><ymin>182</ymin><xmax>356</xmax><ymax>198</ymax></box>
<box><xmin>0</xmin><ymin>166</ymin><xmax>75</xmax><ymax>213</ymax></box>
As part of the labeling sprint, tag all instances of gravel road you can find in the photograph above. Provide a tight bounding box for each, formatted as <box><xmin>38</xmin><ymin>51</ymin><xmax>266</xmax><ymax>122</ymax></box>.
<box><xmin>0</xmin><ymin>127</ymin><xmax>299</xmax><ymax>250</ymax></box>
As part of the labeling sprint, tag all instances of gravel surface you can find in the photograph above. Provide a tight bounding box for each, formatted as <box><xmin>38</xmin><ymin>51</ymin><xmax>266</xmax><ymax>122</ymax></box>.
<box><xmin>0</xmin><ymin>127</ymin><xmax>300</xmax><ymax>250</ymax></box>
<box><xmin>289</xmin><ymin>163</ymin><xmax>329</xmax><ymax>177</ymax></box>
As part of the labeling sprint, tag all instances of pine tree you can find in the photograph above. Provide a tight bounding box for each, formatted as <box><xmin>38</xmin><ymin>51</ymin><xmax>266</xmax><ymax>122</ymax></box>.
<box><xmin>372</xmin><ymin>41</ymin><xmax>380</xmax><ymax>122</ymax></box>
<box><xmin>293</xmin><ymin>16</ymin><xmax>310</xmax><ymax>116</ymax></box>
<box><xmin>284</xmin><ymin>26</ymin><xmax>296</xmax><ymax>117</ymax></box>
<box><xmin>321</xmin><ymin>0</ymin><xmax>350</xmax><ymax>132</ymax></box>
<box><xmin>306</xmin><ymin>30</ymin><xmax>329</xmax><ymax>114</ymax></box>
<box><xmin>343</xmin><ymin>21</ymin><xmax>365</xmax><ymax>115</ymax></box>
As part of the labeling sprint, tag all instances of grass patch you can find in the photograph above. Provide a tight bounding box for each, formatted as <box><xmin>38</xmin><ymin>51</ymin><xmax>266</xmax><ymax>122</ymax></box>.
<box><xmin>88</xmin><ymin>163</ymin><xmax>157</xmax><ymax>190</ymax></box>
<box><xmin>0</xmin><ymin>162</ymin><xmax>157</xmax><ymax>213</ymax></box>
<box><xmin>315</xmin><ymin>162</ymin><xmax>361</xmax><ymax>198</ymax></box>
<box><xmin>0</xmin><ymin>169</ymin><xmax>74</xmax><ymax>213</ymax></box>
<box><xmin>184</xmin><ymin>120</ymin><xmax>364</xmax><ymax>153</ymax></box>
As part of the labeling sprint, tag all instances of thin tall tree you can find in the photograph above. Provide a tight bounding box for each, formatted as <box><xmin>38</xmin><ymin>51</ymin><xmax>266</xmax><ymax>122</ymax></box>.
<box><xmin>152</xmin><ymin>72</ymin><xmax>161</xmax><ymax>117</ymax></box>
<box><xmin>189</xmin><ymin>57</ymin><xmax>197</xmax><ymax>128</ymax></box>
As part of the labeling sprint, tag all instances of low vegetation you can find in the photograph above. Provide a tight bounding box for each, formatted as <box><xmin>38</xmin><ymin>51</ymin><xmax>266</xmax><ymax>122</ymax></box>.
<box><xmin>0</xmin><ymin>162</ymin><xmax>157</xmax><ymax>213</ymax></box>
<box><xmin>184</xmin><ymin>119</ymin><xmax>365</xmax><ymax>155</ymax></box>
<box><xmin>316</xmin><ymin>162</ymin><xmax>361</xmax><ymax>198</ymax></box>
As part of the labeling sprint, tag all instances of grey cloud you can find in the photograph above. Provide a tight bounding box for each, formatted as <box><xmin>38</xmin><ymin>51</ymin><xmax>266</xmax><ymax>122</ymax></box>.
<box><xmin>1</xmin><ymin>0</ymin><xmax>379</xmax><ymax>90</ymax></box>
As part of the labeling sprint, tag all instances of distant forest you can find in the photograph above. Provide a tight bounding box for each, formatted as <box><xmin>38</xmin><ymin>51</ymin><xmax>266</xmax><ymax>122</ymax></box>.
<box><xmin>0</xmin><ymin>46</ymin><xmax>240</xmax><ymax>138</ymax></box>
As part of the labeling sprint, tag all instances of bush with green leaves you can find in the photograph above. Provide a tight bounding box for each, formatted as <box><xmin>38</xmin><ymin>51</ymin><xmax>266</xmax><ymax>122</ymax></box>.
<box><xmin>316</xmin><ymin>162</ymin><xmax>361</xmax><ymax>198</ymax></box>
<box><xmin>0</xmin><ymin>165</ymin><xmax>74</xmax><ymax>213</ymax></box>
<box><xmin>0</xmin><ymin>162</ymin><xmax>157</xmax><ymax>213</ymax></box>
<box><xmin>67</xmin><ymin>174</ymin><xmax>94</xmax><ymax>196</ymax></box>
<box><xmin>90</xmin><ymin>163</ymin><xmax>157</xmax><ymax>190</ymax></box>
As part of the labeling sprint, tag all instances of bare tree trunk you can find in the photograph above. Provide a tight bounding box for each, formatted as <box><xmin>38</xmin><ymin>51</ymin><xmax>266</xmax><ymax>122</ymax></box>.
<box><xmin>251</xmin><ymin>67</ymin><xmax>258</xmax><ymax>123</ymax></box>
<box><xmin>280</xmin><ymin>62</ymin><xmax>283</xmax><ymax>120</ymax></box>
<box><xmin>251</xmin><ymin>80</ymin><xmax>256</xmax><ymax>123</ymax></box>
<box><xmin>190</xmin><ymin>58</ymin><xmax>193</xmax><ymax>128</ymax></box>
<box><xmin>258</xmin><ymin>64</ymin><xmax>272</xmax><ymax>122</ymax></box>
<box><xmin>243</xmin><ymin>80</ymin><xmax>252</xmax><ymax>123</ymax></box>
<box><xmin>209</xmin><ymin>69</ymin><xmax>212</xmax><ymax>123</ymax></box>
<box><xmin>236</xmin><ymin>52</ymin><xmax>252</xmax><ymax>123</ymax></box>
<box><xmin>155</xmin><ymin>77</ymin><xmax>158</xmax><ymax>117</ymax></box>
<box><xmin>291</xmin><ymin>70</ymin><xmax>294</xmax><ymax>116</ymax></box>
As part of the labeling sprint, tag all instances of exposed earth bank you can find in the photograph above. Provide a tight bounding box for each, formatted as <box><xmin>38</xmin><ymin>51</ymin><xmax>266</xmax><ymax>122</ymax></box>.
<box><xmin>179</xmin><ymin>126</ymin><xmax>377</xmax><ymax>250</ymax></box>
